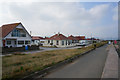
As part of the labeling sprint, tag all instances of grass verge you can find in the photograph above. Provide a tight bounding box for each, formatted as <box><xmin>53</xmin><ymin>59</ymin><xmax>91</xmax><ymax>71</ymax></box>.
<box><xmin>2</xmin><ymin>41</ymin><xmax>107</xmax><ymax>80</ymax></box>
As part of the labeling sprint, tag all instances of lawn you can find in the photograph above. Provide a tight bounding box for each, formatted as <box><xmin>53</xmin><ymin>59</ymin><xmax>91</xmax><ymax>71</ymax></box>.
<box><xmin>2</xmin><ymin>41</ymin><xmax>107</xmax><ymax>80</ymax></box>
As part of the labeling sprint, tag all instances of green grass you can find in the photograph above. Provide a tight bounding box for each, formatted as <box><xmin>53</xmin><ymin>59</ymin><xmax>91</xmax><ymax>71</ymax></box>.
<box><xmin>2</xmin><ymin>41</ymin><xmax>107</xmax><ymax>80</ymax></box>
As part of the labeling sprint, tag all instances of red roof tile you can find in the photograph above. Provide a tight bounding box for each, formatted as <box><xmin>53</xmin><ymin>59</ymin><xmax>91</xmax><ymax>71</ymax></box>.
<box><xmin>32</xmin><ymin>36</ymin><xmax>44</xmax><ymax>40</ymax></box>
<box><xmin>44</xmin><ymin>37</ymin><xmax>50</xmax><ymax>40</ymax></box>
<box><xmin>75</xmin><ymin>36</ymin><xmax>85</xmax><ymax>40</ymax></box>
<box><xmin>1</xmin><ymin>23</ymin><xmax>21</xmax><ymax>38</ymax></box>
<box><xmin>87</xmin><ymin>38</ymin><xmax>91</xmax><ymax>40</ymax></box>
<box><xmin>68</xmin><ymin>35</ymin><xmax>79</xmax><ymax>40</ymax></box>
<box><xmin>86</xmin><ymin>38</ymin><xmax>98</xmax><ymax>40</ymax></box>
<box><xmin>48</xmin><ymin>33</ymin><xmax>68</xmax><ymax>40</ymax></box>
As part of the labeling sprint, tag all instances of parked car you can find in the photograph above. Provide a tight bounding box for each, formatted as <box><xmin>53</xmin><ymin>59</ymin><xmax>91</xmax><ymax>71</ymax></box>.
<box><xmin>77</xmin><ymin>42</ymin><xmax>89</xmax><ymax>46</ymax></box>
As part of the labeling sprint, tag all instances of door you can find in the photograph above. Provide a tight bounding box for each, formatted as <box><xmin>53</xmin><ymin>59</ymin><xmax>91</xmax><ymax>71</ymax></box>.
<box><xmin>11</xmin><ymin>40</ymin><xmax>17</xmax><ymax>47</ymax></box>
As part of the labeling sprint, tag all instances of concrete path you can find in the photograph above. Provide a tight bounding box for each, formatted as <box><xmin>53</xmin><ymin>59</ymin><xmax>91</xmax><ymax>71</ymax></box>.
<box><xmin>44</xmin><ymin>45</ymin><xmax>108</xmax><ymax>78</ymax></box>
<box><xmin>101</xmin><ymin>44</ymin><xmax>118</xmax><ymax>78</ymax></box>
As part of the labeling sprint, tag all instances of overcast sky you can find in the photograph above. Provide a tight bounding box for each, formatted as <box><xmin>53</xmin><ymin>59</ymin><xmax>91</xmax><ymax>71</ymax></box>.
<box><xmin>0</xmin><ymin>1</ymin><xmax>118</xmax><ymax>40</ymax></box>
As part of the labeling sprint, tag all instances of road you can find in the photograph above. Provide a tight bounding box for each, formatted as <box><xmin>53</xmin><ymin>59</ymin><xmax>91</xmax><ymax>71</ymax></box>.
<box><xmin>44</xmin><ymin>45</ymin><xmax>108</xmax><ymax>78</ymax></box>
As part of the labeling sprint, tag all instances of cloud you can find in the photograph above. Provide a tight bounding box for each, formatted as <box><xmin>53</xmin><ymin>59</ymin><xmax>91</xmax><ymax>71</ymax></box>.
<box><xmin>0</xmin><ymin>2</ymin><xmax>118</xmax><ymax>39</ymax></box>
<box><xmin>112</xmin><ymin>6</ymin><xmax>118</xmax><ymax>21</ymax></box>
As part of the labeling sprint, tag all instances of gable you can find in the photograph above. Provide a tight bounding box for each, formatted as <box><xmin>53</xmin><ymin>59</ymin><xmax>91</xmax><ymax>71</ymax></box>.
<box><xmin>4</xmin><ymin>23</ymin><xmax>31</xmax><ymax>39</ymax></box>
<box><xmin>49</xmin><ymin>34</ymin><xmax>68</xmax><ymax>40</ymax></box>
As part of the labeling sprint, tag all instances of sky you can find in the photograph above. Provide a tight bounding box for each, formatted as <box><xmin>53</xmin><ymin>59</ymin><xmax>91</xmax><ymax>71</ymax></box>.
<box><xmin>0</xmin><ymin>1</ymin><xmax>118</xmax><ymax>40</ymax></box>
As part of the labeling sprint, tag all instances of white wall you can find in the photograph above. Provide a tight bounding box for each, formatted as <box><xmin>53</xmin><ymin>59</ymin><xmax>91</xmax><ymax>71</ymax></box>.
<box><xmin>43</xmin><ymin>40</ymin><xmax>76</xmax><ymax>47</ymax></box>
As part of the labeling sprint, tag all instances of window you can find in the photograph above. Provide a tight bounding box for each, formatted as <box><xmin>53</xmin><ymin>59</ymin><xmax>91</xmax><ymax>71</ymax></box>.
<box><xmin>15</xmin><ymin>41</ymin><xmax>16</xmax><ymax>45</ymax></box>
<box><xmin>51</xmin><ymin>40</ymin><xmax>53</xmax><ymax>43</ymax></box>
<box><xmin>25</xmin><ymin>41</ymin><xmax>30</xmax><ymax>44</ymax></box>
<box><xmin>7</xmin><ymin>41</ymin><xmax>11</xmax><ymax>45</ymax></box>
<box><xmin>11</xmin><ymin>29</ymin><xmax>20</xmax><ymax>37</ymax></box>
<box><xmin>11</xmin><ymin>29</ymin><xmax>26</xmax><ymax>37</ymax></box>
<box><xmin>66</xmin><ymin>40</ymin><xmax>67</xmax><ymax>45</ymax></box>
<box><xmin>62</xmin><ymin>41</ymin><xmax>64</xmax><ymax>45</ymax></box>
<box><xmin>40</xmin><ymin>41</ymin><xmax>44</xmax><ymax>43</ymax></box>
<box><xmin>20</xmin><ymin>33</ymin><xmax>26</xmax><ymax>37</ymax></box>
<box><xmin>50</xmin><ymin>40</ymin><xmax>53</xmax><ymax>45</ymax></box>
<box><xmin>48</xmin><ymin>40</ymin><xmax>50</xmax><ymax>44</ymax></box>
<box><xmin>72</xmin><ymin>40</ymin><xmax>74</xmax><ymax>43</ymax></box>
<box><xmin>56</xmin><ymin>40</ymin><xmax>59</xmax><ymax>45</ymax></box>
<box><xmin>68</xmin><ymin>41</ymin><xmax>70</xmax><ymax>45</ymax></box>
<box><xmin>18</xmin><ymin>41</ymin><xmax>24</xmax><ymax>45</ymax></box>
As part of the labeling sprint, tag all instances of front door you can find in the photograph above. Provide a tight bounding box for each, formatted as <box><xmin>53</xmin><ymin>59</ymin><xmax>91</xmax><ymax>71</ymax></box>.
<box><xmin>11</xmin><ymin>40</ymin><xmax>17</xmax><ymax>47</ymax></box>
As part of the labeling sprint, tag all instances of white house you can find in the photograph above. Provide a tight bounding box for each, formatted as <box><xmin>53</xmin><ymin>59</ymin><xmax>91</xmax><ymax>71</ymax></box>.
<box><xmin>75</xmin><ymin>36</ymin><xmax>89</xmax><ymax>46</ymax></box>
<box><xmin>0</xmin><ymin>22</ymin><xmax>32</xmax><ymax>47</ymax></box>
<box><xmin>43</xmin><ymin>33</ymin><xmax>75</xmax><ymax>47</ymax></box>
<box><xmin>31</xmin><ymin>36</ymin><xmax>45</xmax><ymax>46</ymax></box>
<box><xmin>68</xmin><ymin>35</ymin><xmax>79</xmax><ymax>46</ymax></box>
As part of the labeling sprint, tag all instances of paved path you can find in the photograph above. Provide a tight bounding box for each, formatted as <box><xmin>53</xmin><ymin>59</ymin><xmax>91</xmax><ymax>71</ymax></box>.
<box><xmin>44</xmin><ymin>45</ymin><xmax>108</xmax><ymax>78</ymax></box>
<box><xmin>102</xmin><ymin>44</ymin><xmax>118</xmax><ymax>78</ymax></box>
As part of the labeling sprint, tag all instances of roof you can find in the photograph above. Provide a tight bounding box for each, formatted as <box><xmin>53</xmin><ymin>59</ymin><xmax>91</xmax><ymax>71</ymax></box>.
<box><xmin>32</xmin><ymin>36</ymin><xmax>44</xmax><ymax>40</ymax></box>
<box><xmin>1</xmin><ymin>23</ymin><xmax>20</xmax><ymax>38</ymax></box>
<box><xmin>1</xmin><ymin>22</ymin><xmax>32</xmax><ymax>38</ymax></box>
<box><xmin>47</xmin><ymin>33</ymin><xmax>68</xmax><ymax>40</ymax></box>
<box><xmin>86</xmin><ymin>38</ymin><xmax>98</xmax><ymax>40</ymax></box>
<box><xmin>68</xmin><ymin>35</ymin><xmax>79</xmax><ymax>40</ymax></box>
<box><xmin>86</xmin><ymin>38</ymin><xmax>91</xmax><ymax>40</ymax></box>
<box><xmin>44</xmin><ymin>37</ymin><xmax>50</xmax><ymax>40</ymax></box>
<box><xmin>75</xmin><ymin>36</ymin><xmax>85</xmax><ymax>40</ymax></box>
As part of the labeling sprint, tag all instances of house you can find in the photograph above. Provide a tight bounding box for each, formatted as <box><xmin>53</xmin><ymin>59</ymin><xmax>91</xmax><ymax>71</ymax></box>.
<box><xmin>0</xmin><ymin>22</ymin><xmax>32</xmax><ymax>47</ymax></box>
<box><xmin>86</xmin><ymin>38</ymin><xmax>93</xmax><ymax>44</ymax></box>
<box><xmin>75</xmin><ymin>36</ymin><xmax>88</xmax><ymax>45</ymax></box>
<box><xmin>68</xmin><ymin>35</ymin><xmax>79</xmax><ymax>46</ymax></box>
<box><xmin>86</xmin><ymin>38</ymin><xmax>100</xmax><ymax>44</ymax></box>
<box><xmin>31</xmin><ymin>36</ymin><xmax>45</xmax><ymax>46</ymax></box>
<box><xmin>43</xmin><ymin>33</ymin><xmax>74</xmax><ymax>47</ymax></box>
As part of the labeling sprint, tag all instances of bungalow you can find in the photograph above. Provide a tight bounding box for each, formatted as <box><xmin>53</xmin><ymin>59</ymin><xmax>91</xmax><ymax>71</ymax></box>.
<box><xmin>68</xmin><ymin>35</ymin><xmax>79</xmax><ymax>46</ymax></box>
<box><xmin>86</xmin><ymin>38</ymin><xmax>92</xmax><ymax>44</ymax></box>
<box><xmin>0</xmin><ymin>22</ymin><xmax>32</xmax><ymax>47</ymax></box>
<box><xmin>86</xmin><ymin>38</ymin><xmax>100</xmax><ymax>44</ymax></box>
<box><xmin>75</xmin><ymin>36</ymin><xmax>88</xmax><ymax>45</ymax></box>
<box><xmin>43</xmin><ymin>33</ymin><xmax>74</xmax><ymax>47</ymax></box>
<box><xmin>31</xmin><ymin>36</ymin><xmax>45</xmax><ymax>46</ymax></box>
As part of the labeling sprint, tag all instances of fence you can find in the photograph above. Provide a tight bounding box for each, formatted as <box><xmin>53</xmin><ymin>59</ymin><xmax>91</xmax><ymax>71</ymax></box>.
<box><xmin>2</xmin><ymin>45</ymin><xmax>40</xmax><ymax>53</ymax></box>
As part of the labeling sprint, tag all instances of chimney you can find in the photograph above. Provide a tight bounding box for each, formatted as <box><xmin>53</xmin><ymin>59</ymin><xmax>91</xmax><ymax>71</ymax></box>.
<box><xmin>58</xmin><ymin>32</ymin><xmax>60</xmax><ymax>36</ymax></box>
